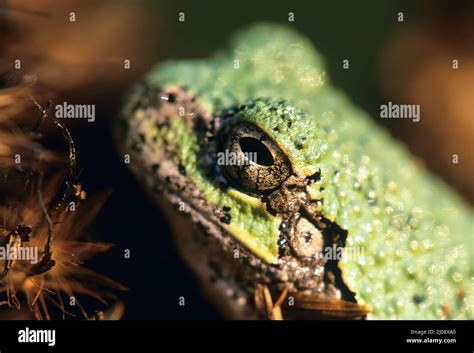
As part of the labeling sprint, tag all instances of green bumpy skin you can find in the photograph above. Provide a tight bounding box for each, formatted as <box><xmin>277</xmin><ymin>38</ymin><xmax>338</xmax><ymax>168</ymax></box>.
<box><xmin>138</xmin><ymin>24</ymin><xmax>473</xmax><ymax>319</ymax></box>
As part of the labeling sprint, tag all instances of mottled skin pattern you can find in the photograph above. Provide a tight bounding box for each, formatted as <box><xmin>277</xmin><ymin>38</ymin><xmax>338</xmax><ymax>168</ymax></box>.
<box><xmin>116</xmin><ymin>24</ymin><xmax>473</xmax><ymax>319</ymax></box>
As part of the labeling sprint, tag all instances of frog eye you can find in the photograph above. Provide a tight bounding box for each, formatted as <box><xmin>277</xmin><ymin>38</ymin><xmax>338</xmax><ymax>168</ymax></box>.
<box><xmin>223</xmin><ymin>122</ymin><xmax>291</xmax><ymax>192</ymax></box>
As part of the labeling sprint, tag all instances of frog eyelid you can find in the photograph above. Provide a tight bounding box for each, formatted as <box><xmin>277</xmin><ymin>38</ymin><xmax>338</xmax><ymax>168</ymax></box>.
<box><xmin>222</xmin><ymin>122</ymin><xmax>292</xmax><ymax>193</ymax></box>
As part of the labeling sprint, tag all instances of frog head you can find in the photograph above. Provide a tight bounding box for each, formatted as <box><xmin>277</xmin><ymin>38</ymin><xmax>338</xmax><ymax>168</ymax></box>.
<box><xmin>117</xmin><ymin>81</ymin><xmax>357</xmax><ymax>320</ymax></box>
<box><xmin>116</xmin><ymin>24</ymin><xmax>473</xmax><ymax>320</ymax></box>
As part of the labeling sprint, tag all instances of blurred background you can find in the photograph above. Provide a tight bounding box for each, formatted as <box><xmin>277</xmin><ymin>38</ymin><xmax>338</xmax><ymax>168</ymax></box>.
<box><xmin>0</xmin><ymin>0</ymin><xmax>472</xmax><ymax>319</ymax></box>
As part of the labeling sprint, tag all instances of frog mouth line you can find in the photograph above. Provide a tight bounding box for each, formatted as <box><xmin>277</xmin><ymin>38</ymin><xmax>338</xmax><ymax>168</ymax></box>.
<box><xmin>317</xmin><ymin>217</ymin><xmax>357</xmax><ymax>302</ymax></box>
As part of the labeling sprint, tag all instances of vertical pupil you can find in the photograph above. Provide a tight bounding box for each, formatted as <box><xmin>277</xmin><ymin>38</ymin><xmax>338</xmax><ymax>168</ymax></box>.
<box><xmin>239</xmin><ymin>137</ymin><xmax>274</xmax><ymax>166</ymax></box>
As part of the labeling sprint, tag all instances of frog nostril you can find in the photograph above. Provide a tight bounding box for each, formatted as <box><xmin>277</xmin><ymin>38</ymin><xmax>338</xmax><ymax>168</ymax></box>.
<box><xmin>239</xmin><ymin>137</ymin><xmax>274</xmax><ymax>166</ymax></box>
